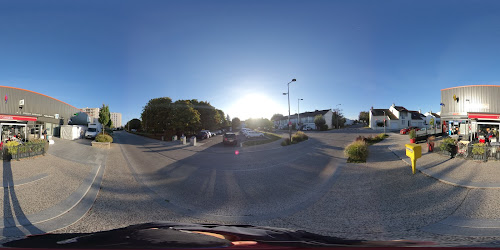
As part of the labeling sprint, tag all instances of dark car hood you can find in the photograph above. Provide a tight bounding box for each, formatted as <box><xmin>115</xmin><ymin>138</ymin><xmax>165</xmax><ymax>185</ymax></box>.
<box><xmin>3</xmin><ymin>221</ymin><xmax>433</xmax><ymax>249</ymax></box>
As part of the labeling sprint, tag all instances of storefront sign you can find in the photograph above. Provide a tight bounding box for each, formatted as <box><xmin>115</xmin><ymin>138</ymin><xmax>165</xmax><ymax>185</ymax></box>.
<box><xmin>0</xmin><ymin>115</ymin><xmax>37</xmax><ymax>121</ymax></box>
<box><xmin>32</xmin><ymin>113</ymin><xmax>42</xmax><ymax>117</ymax></box>
<box><xmin>468</xmin><ymin>113</ymin><xmax>500</xmax><ymax>119</ymax></box>
<box><xmin>43</xmin><ymin>115</ymin><xmax>54</xmax><ymax>118</ymax></box>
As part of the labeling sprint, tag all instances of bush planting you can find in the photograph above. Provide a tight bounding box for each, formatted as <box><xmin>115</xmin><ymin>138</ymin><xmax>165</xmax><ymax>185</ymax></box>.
<box><xmin>345</xmin><ymin>140</ymin><xmax>369</xmax><ymax>163</ymax></box>
<box><xmin>96</xmin><ymin>134</ymin><xmax>113</xmax><ymax>143</ymax></box>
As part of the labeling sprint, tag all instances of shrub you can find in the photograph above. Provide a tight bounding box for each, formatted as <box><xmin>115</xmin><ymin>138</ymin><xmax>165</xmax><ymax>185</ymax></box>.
<box><xmin>281</xmin><ymin>138</ymin><xmax>291</xmax><ymax>146</ymax></box>
<box><xmin>320</xmin><ymin>124</ymin><xmax>328</xmax><ymax>131</ymax></box>
<box><xmin>292</xmin><ymin>131</ymin><xmax>309</xmax><ymax>142</ymax></box>
<box><xmin>439</xmin><ymin>137</ymin><xmax>456</xmax><ymax>154</ymax></box>
<box><xmin>409</xmin><ymin>129</ymin><xmax>416</xmax><ymax>139</ymax></box>
<box><xmin>375</xmin><ymin>133</ymin><xmax>387</xmax><ymax>140</ymax></box>
<box><xmin>345</xmin><ymin>140</ymin><xmax>369</xmax><ymax>163</ymax></box>
<box><xmin>472</xmin><ymin>143</ymin><xmax>486</xmax><ymax>155</ymax></box>
<box><xmin>96</xmin><ymin>134</ymin><xmax>113</xmax><ymax>143</ymax></box>
<box><xmin>5</xmin><ymin>141</ymin><xmax>20</xmax><ymax>156</ymax></box>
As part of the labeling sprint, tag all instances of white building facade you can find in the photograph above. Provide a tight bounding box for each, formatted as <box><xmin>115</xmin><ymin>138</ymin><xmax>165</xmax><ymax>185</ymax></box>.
<box><xmin>274</xmin><ymin>109</ymin><xmax>334</xmax><ymax>130</ymax></box>
<box><xmin>110</xmin><ymin>112</ymin><xmax>122</xmax><ymax>128</ymax></box>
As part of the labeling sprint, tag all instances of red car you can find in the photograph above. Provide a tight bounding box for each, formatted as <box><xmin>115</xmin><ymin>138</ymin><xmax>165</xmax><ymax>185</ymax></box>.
<box><xmin>400</xmin><ymin>127</ymin><xmax>420</xmax><ymax>134</ymax></box>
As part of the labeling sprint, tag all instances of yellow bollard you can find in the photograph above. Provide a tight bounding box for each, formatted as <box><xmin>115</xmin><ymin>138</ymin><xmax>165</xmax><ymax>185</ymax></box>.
<box><xmin>405</xmin><ymin>143</ymin><xmax>421</xmax><ymax>175</ymax></box>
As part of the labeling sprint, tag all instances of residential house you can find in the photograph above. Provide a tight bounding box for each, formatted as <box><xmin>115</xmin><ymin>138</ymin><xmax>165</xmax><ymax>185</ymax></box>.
<box><xmin>370</xmin><ymin>103</ymin><xmax>429</xmax><ymax>131</ymax></box>
<box><xmin>423</xmin><ymin>111</ymin><xmax>441</xmax><ymax>127</ymax></box>
<box><xmin>274</xmin><ymin>109</ymin><xmax>334</xmax><ymax>129</ymax></box>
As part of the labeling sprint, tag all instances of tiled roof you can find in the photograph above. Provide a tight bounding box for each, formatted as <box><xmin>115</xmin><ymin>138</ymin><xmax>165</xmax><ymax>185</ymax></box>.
<box><xmin>432</xmin><ymin>113</ymin><xmax>441</xmax><ymax>118</ymax></box>
<box><xmin>284</xmin><ymin>109</ymin><xmax>331</xmax><ymax>119</ymax></box>
<box><xmin>371</xmin><ymin>109</ymin><xmax>398</xmax><ymax>120</ymax></box>
<box><xmin>394</xmin><ymin>106</ymin><xmax>408</xmax><ymax>112</ymax></box>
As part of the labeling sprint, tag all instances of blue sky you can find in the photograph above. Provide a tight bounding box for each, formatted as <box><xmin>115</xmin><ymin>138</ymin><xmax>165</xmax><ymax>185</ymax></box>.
<box><xmin>2</xmin><ymin>0</ymin><xmax>500</xmax><ymax>124</ymax></box>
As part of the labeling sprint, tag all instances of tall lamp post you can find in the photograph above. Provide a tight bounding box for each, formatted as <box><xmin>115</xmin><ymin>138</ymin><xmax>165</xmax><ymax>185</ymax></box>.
<box><xmin>283</xmin><ymin>79</ymin><xmax>297</xmax><ymax>141</ymax></box>
<box><xmin>383</xmin><ymin>110</ymin><xmax>386</xmax><ymax>135</ymax></box>
<box><xmin>336</xmin><ymin>104</ymin><xmax>341</xmax><ymax>129</ymax></box>
<box><xmin>297</xmin><ymin>98</ymin><xmax>303</xmax><ymax>128</ymax></box>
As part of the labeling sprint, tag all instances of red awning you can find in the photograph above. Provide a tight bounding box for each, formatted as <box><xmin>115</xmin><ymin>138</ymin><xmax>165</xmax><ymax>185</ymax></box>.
<box><xmin>468</xmin><ymin>113</ymin><xmax>500</xmax><ymax>119</ymax></box>
<box><xmin>0</xmin><ymin>115</ymin><xmax>37</xmax><ymax>121</ymax></box>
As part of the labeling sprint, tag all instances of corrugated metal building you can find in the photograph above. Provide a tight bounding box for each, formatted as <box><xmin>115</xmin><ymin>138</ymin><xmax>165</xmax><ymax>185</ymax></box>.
<box><xmin>441</xmin><ymin>85</ymin><xmax>500</xmax><ymax>137</ymax></box>
<box><xmin>0</xmin><ymin>86</ymin><xmax>89</xmax><ymax>140</ymax></box>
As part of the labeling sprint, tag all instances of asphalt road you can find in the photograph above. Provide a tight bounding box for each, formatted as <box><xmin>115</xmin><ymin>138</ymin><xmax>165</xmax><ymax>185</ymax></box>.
<box><xmin>55</xmin><ymin>127</ymin><xmax>495</xmax><ymax>246</ymax></box>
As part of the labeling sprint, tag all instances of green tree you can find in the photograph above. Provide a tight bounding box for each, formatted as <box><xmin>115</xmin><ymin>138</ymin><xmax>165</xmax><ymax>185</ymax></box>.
<box><xmin>99</xmin><ymin>104</ymin><xmax>110</xmax><ymax>134</ymax></box>
<box><xmin>191</xmin><ymin>100</ymin><xmax>220</xmax><ymax>130</ymax></box>
<box><xmin>314</xmin><ymin>115</ymin><xmax>326</xmax><ymax>129</ymax></box>
<box><xmin>271</xmin><ymin>113</ymin><xmax>284</xmax><ymax>122</ymax></box>
<box><xmin>171</xmin><ymin>100</ymin><xmax>201</xmax><ymax>134</ymax></box>
<box><xmin>245</xmin><ymin>118</ymin><xmax>274</xmax><ymax>131</ymax></box>
<box><xmin>429</xmin><ymin>117</ymin><xmax>435</xmax><ymax>126</ymax></box>
<box><xmin>232</xmin><ymin>117</ymin><xmax>241</xmax><ymax>130</ymax></box>
<box><xmin>141</xmin><ymin>97</ymin><xmax>174</xmax><ymax>134</ymax></box>
<box><xmin>332</xmin><ymin>111</ymin><xmax>346</xmax><ymax>128</ymax></box>
<box><xmin>358</xmin><ymin>111</ymin><xmax>369</xmax><ymax>124</ymax></box>
<box><xmin>216</xmin><ymin>109</ymin><xmax>228</xmax><ymax>129</ymax></box>
<box><xmin>226</xmin><ymin>114</ymin><xmax>231</xmax><ymax>127</ymax></box>
<box><xmin>127</xmin><ymin>118</ymin><xmax>142</xmax><ymax>130</ymax></box>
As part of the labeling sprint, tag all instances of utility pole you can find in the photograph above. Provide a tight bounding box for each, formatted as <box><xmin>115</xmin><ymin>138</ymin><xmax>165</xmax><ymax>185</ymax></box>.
<box><xmin>297</xmin><ymin>98</ymin><xmax>303</xmax><ymax>128</ymax></box>
<box><xmin>283</xmin><ymin>79</ymin><xmax>297</xmax><ymax>141</ymax></box>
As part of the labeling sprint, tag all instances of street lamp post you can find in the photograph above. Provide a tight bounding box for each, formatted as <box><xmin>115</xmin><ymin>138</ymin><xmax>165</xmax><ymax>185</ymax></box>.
<box><xmin>297</xmin><ymin>98</ymin><xmax>303</xmax><ymax>128</ymax></box>
<box><xmin>383</xmin><ymin>110</ymin><xmax>386</xmax><ymax>135</ymax></box>
<box><xmin>283</xmin><ymin>79</ymin><xmax>297</xmax><ymax>142</ymax></box>
<box><xmin>336</xmin><ymin>104</ymin><xmax>341</xmax><ymax>129</ymax></box>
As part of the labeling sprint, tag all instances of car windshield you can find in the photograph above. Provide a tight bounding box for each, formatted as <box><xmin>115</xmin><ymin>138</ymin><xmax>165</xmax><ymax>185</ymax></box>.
<box><xmin>3</xmin><ymin>0</ymin><xmax>500</xmax><ymax>248</ymax></box>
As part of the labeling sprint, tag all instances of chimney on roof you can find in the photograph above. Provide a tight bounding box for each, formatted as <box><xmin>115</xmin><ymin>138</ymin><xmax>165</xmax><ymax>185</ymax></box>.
<box><xmin>418</xmin><ymin>109</ymin><xmax>421</xmax><ymax>113</ymax></box>
<box><xmin>392</xmin><ymin>103</ymin><xmax>395</xmax><ymax>108</ymax></box>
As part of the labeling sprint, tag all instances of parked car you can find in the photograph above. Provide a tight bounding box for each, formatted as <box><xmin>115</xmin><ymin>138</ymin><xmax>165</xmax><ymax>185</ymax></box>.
<box><xmin>223</xmin><ymin>132</ymin><xmax>238</xmax><ymax>146</ymax></box>
<box><xmin>211</xmin><ymin>132</ymin><xmax>216</xmax><ymax>137</ymax></box>
<box><xmin>196</xmin><ymin>131</ymin><xmax>209</xmax><ymax>140</ymax></box>
<box><xmin>200</xmin><ymin>130</ymin><xmax>211</xmax><ymax>138</ymax></box>
<box><xmin>245</xmin><ymin>131</ymin><xmax>265</xmax><ymax>138</ymax></box>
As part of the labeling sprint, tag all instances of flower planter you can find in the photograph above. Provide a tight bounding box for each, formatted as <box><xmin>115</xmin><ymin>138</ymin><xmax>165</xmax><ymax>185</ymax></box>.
<box><xmin>427</xmin><ymin>142</ymin><xmax>435</xmax><ymax>152</ymax></box>
<box><xmin>410</xmin><ymin>138</ymin><xmax>416</xmax><ymax>143</ymax></box>
<box><xmin>473</xmin><ymin>155</ymin><xmax>485</xmax><ymax>161</ymax></box>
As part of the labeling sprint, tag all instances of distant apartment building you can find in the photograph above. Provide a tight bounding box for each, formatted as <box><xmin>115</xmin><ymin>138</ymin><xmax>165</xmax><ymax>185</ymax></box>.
<box><xmin>111</xmin><ymin>112</ymin><xmax>122</xmax><ymax>128</ymax></box>
<box><xmin>81</xmin><ymin>107</ymin><xmax>100</xmax><ymax>121</ymax></box>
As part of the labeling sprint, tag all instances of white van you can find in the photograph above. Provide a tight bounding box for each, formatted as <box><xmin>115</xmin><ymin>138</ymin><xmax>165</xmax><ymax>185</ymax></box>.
<box><xmin>85</xmin><ymin>123</ymin><xmax>102</xmax><ymax>139</ymax></box>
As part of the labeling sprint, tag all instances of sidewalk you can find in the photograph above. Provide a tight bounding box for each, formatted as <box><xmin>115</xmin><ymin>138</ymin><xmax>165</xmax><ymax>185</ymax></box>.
<box><xmin>387</xmin><ymin>134</ymin><xmax>500</xmax><ymax>188</ymax></box>
<box><xmin>0</xmin><ymin>137</ymin><xmax>107</xmax><ymax>240</ymax></box>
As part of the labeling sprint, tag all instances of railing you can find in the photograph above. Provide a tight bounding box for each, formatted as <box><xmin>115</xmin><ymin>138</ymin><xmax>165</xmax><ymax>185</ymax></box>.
<box><xmin>2</xmin><ymin>142</ymin><xmax>48</xmax><ymax>160</ymax></box>
<box><xmin>434</xmin><ymin>141</ymin><xmax>500</xmax><ymax>162</ymax></box>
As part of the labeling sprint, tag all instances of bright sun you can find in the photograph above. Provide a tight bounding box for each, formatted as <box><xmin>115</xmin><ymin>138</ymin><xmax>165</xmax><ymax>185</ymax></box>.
<box><xmin>229</xmin><ymin>94</ymin><xmax>282</xmax><ymax>120</ymax></box>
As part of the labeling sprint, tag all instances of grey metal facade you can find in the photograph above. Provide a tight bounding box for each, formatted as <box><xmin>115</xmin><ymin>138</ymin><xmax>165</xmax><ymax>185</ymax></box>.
<box><xmin>441</xmin><ymin>85</ymin><xmax>500</xmax><ymax>120</ymax></box>
<box><xmin>0</xmin><ymin>86</ymin><xmax>88</xmax><ymax>126</ymax></box>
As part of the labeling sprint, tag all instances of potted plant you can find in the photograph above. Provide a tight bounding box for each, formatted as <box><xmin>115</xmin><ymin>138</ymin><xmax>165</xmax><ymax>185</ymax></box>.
<box><xmin>472</xmin><ymin>143</ymin><xmax>486</xmax><ymax>161</ymax></box>
<box><xmin>427</xmin><ymin>136</ymin><xmax>435</xmax><ymax>152</ymax></box>
<box><xmin>439</xmin><ymin>137</ymin><xmax>456</xmax><ymax>157</ymax></box>
<box><xmin>409</xmin><ymin>129</ymin><xmax>416</xmax><ymax>143</ymax></box>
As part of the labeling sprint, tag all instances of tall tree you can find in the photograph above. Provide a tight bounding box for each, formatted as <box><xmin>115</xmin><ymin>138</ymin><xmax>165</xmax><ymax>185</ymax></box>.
<box><xmin>332</xmin><ymin>111</ymin><xmax>346</xmax><ymax>128</ymax></box>
<box><xmin>141</xmin><ymin>97</ymin><xmax>173</xmax><ymax>134</ymax></box>
<box><xmin>358</xmin><ymin>111</ymin><xmax>369</xmax><ymax>124</ymax></box>
<box><xmin>171</xmin><ymin>100</ymin><xmax>201</xmax><ymax>134</ymax></box>
<box><xmin>127</xmin><ymin>118</ymin><xmax>142</xmax><ymax>130</ymax></box>
<box><xmin>231</xmin><ymin>117</ymin><xmax>241</xmax><ymax>131</ymax></box>
<box><xmin>271</xmin><ymin>113</ymin><xmax>284</xmax><ymax>121</ymax></box>
<box><xmin>99</xmin><ymin>104</ymin><xmax>110</xmax><ymax>134</ymax></box>
<box><xmin>190</xmin><ymin>99</ymin><xmax>220</xmax><ymax>130</ymax></box>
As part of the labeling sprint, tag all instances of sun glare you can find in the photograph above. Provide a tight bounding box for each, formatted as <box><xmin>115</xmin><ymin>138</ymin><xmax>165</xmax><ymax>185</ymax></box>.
<box><xmin>230</xmin><ymin>94</ymin><xmax>282</xmax><ymax>120</ymax></box>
